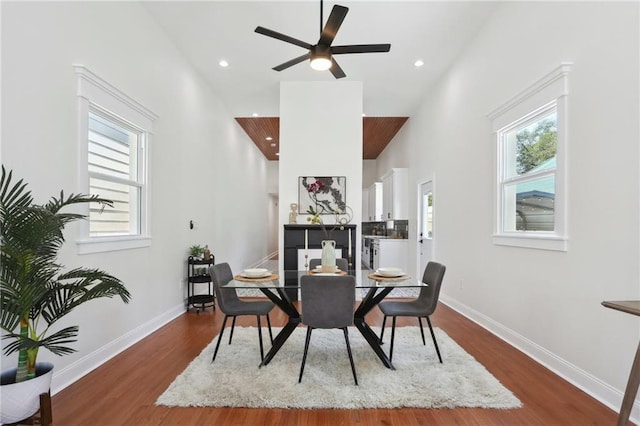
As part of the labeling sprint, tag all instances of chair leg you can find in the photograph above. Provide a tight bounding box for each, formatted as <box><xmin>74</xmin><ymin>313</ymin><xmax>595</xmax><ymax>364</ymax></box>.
<box><xmin>426</xmin><ymin>316</ymin><xmax>443</xmax><ymax>363</ymax></box>
<box><xmin>212</xmin><ymin>315</ymin><xmax>229</xmax><ymax>362</ymax></box>
<box><xmin>343</xmin><ymin>327</ymin><xmax>358</xmax><ymax>385</ymax></box>
<box><xmin>417</xmin><ymin>317</ymin><xmax>426</xmax><ymax>345</ymax></box>
<box><xmin>379</xmin><ymin>315</ymin><xmax>387</xmax><ymax>343</ymax></box>
<box><xmin>257</xmin><ymin>315</ymin><xmax>265</xmax><ymax>362</ymax></box>
<box><xmin>228</xmin><ymin>316</ymin><xmax>237</xmax><ymax>344</ymax></box>
<box><xmin>389</xmin><ymin>316</ymin><xmax>397</xmax><ymax>362</ymax></box>
<box><xmin>299</xmin><ymin>327</ymin><xmax>313</xmax><ymax>383</ymax></box>
<box><xmin>266</xmin><ymin>313</ymin><xmax>274</xmax><ymax>344</ymax></box>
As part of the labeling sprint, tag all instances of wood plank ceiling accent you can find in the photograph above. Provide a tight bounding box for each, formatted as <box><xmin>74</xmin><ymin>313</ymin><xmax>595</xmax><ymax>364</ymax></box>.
<box><xmin>235</xmin><ymin>117</ymin><xmax>408</xmax><ymax>161</ymax></box>
<box><xmin>362</xmin><ymin>117</ymin><xmax>408</xmax><ymax>160</ymax></box>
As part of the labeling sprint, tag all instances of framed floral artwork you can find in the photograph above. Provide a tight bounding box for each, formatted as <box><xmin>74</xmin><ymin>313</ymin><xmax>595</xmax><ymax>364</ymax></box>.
<box><xmin>298</xmin><ymin>176</ymin><xmax>346</xmax><ymax>215</ymax></box>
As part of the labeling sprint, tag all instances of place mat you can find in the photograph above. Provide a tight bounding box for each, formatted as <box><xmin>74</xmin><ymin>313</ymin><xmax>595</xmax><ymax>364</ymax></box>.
<box><xmin>234</xmin><ymin>273</ymin><xmax>279</xmax><ymax>283</ymax></box>
<box><xmin>368</xmin><ymin>273</ymin><xmax>411</xmax><ymax>282</ymax></box>
<box><xmin>308</xmin><ymin>269</ymin><xmax>347</xmax><ymax>275</ymax></box>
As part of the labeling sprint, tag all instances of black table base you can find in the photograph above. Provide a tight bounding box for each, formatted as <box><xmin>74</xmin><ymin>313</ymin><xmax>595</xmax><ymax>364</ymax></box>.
<box><xmin>354</xmin><ymin>286</ymin><xmax>396</xmax><ymax>370</ymax></box>
<box><xmin>258</xmin><ymin>287</ymin><xmax>301</xmax><ymax>367</ymax></box>
<box><xmin>256</xmin><ymin>285</ymin><xmax>396</xmax><ymax>370</ymax></box>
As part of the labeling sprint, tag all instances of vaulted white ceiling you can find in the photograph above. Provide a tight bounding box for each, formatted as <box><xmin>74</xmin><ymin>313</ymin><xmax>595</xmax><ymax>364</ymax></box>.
<box><xmin>143</xmin><ymin>1</ymin><xmax>499</xmax><ymax>118</ymax></box>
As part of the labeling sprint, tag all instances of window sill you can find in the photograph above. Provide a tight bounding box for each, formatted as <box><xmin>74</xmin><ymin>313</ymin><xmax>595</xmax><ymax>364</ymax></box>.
<box><xmin>492</xmin><ymin>234</ymin><xmax>567</xmax><ymax>252</ymax></box>
<box><xmin>77</xmin><ymin>236</ymin><xmax>151</xmax><ymax>255</ymax></box>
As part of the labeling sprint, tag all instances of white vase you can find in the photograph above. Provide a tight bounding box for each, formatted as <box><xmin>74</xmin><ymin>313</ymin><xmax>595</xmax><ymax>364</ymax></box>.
<box><xmin>321</xmin><ymin>240</ymin><xmax>337</xmax><ymax>272</ymax></box>
<box><xmin>0</xmin><ymin>362</ymin><xmax>54</xmax><ymax>424</ymax></box>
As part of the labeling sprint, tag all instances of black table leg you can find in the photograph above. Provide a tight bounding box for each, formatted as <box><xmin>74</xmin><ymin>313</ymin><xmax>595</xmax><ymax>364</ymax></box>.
<box><xmin>354</xmin><ymin>286</ymin><xmax>396</xmax><ymax>370</ymax></box>
<box><xmin>259</xmin><ymin>287</ymin><xmax>300</xmax><ymax>367</ymax></box>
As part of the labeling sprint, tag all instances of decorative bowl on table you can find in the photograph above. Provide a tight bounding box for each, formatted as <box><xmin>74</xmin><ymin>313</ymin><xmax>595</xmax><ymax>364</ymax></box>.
<box><xmin>242</xmin><ymin>268</ymin><xmax>271</xmax><ymax>278</ymax></box>
<box><xmin>376</xmin><ymin>267</ymin><xmax>404</xmax><ymax>277</ymax></box>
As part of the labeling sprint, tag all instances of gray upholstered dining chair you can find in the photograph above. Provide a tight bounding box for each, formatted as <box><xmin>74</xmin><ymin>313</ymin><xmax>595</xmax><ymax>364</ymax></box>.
<box><xmin>378</xmin><ymin>261</ymin><xmax>446</xmax><ymax>363</ymax></box>
<box><xmin>308</xmin><ymin>258</ymin><xmax>349</xmax><ymax>271</ymax></box>
<box><xmin>298</xmin><ymin>274</ymin><xmax>358</xmax><ymax>385</ymax></box>
<box><xmin>210</xmin><ymin>262</ymin><xmax>275</xmax><ymax>363</ymax></box>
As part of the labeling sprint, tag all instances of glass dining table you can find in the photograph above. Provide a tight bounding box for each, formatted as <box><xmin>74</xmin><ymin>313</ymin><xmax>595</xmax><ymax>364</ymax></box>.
<box><xmin>223</xmin><ymin>270</ymin><xmax>426</xmax><ymax>370</ymax></box>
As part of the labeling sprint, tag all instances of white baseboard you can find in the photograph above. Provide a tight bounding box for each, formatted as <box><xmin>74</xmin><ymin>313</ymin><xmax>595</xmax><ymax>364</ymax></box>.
<box><xmin>440</xmin><ymin>294</ymin><xmax>639</xmax><ymax>424</ymax></box>
<box><xmin>50</xmin><ymin>303</ymin><xmax>186</xmax><ymax>394</ymax></box>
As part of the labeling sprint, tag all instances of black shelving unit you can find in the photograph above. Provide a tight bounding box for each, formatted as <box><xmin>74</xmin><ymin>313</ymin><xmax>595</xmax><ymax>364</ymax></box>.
<box><xmin>283</xmin><ymin>224</ymin><xmax>357</xmax><ymax>301</ymax></box>
<box><xmin>187</xmin><ymin>256</ymin><xmax>215</xmax><ymax>313</ymax></box>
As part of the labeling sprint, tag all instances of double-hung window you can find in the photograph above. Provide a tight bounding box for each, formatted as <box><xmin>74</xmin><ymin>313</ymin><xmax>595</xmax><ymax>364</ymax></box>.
<box><xmin>489</xmin><ymin>63</ymin><xmax>571</xmax><ymax>251</ymax></box>
<box><xmin>88</xmin><ymin>109</ymin><xmax>144</xmax><ymax>237</ymax></box>
<box><xmin>75</xmin><ymin>65</ymin><xmax>157</xmax><ymax>254</ymax></box>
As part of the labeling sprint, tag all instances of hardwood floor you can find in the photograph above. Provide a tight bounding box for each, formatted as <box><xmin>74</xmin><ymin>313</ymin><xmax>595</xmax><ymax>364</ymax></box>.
<box><xmin>52</xmin><ymin>301</ymin><xmax>623</xmax><ymax>425</ymax></box>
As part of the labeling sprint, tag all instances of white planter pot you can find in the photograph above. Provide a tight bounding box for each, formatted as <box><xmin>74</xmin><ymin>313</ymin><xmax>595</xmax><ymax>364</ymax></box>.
<box><xmin>0</xmin><ymin>362</ymin><xmax>53</xmax><ymax>424</ymax></box>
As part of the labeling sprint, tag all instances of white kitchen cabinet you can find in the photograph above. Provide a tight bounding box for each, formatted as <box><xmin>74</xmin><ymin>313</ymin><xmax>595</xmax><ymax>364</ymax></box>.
<box><xmin>367</xmin><ymin>182</ymin><xmax>382</xmax><ymax>221</ymax></box>
<box><xmin>362</xmin><ymin>187</ymin><xmax>370</xmax><ymax>223</ymax></box>
<box><xmin>372</xmin><ymin>238</ymin><xmax>408</xmax><ymax>272</ymax></box>
<box><xmin>381</xmin><ymin>168</ymin><xmax>408</xmax><ymax>220</ymax></box>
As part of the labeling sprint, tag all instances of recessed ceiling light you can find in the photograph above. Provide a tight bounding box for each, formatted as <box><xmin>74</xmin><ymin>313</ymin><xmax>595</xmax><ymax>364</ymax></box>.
<box><xmin>414</xmin><ymin>59</ymin><xmax>424</xmax><ymax>67</ymax></box>
<box><xmin>266</xmin><ymin>136</ymin><xmax>273</xmax><ymax>141</ymax></box>
<box><xmin>219</xmin><ymin>59</ymin><xmax>229</xmax><ymax>68</ymax></box>
<box><xmin>252</xmin><ymin>112</ymin><xmax>259</xmax><ymax>117</ymax></box>
<box><xmin>270</xmin><ymin>143</ymin><xmax>276</xmax><ymax>147</ymax></box>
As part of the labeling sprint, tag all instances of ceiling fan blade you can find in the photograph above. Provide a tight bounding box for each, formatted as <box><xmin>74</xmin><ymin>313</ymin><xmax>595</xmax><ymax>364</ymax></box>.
<box><xmin>255</xmin><ymin>26</ymin><xmax>313</xmax><ymax>50</ymax></box>
<box><xmin>329</xmin><ymin>58</ymin><xmax>346</xmax><ymax>79</ymax></box>
<box><xmin>331</xmin><ymin>44</ymin><xmax>392</xmax><ymax>55</ymax></box>
<box><xmin>318</xmin><ymin>5</ymin><xmax>348</xmax><ymax>47</ymax></box>
<box><xmin>273</xmin><ymin>53</ymin><xmax>311</xmax><ymax>71</ymax></box>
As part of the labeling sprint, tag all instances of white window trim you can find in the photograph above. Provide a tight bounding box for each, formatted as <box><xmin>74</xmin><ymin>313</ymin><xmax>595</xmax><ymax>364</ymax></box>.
<box><xmin>487</xmin><ymin>62</ymin><xmax>572</xmax><ymax>251</ymax></box>
<box><xmin>74</xmin><ymin>64</ymin><xmax>158</xmax><ymax>254</ymax></box>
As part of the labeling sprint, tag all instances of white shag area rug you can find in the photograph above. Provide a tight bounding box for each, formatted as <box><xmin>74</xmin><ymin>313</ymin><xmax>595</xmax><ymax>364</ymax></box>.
<box><xmin>156</xmin><ymin>326</ymin><xmax>521</xmax><ymax>410</ymax></box>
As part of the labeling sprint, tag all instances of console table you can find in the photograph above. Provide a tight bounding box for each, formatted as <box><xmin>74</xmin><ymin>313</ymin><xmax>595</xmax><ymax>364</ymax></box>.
<box><xmin>602</xmin><ymin>300</ymin><xmax>640</xmax><ymax>426</ymax></box>
<box><xmin>283</xmin><ymin>224</ymin><xmax>357</xmax><ymax>300</ymax></box>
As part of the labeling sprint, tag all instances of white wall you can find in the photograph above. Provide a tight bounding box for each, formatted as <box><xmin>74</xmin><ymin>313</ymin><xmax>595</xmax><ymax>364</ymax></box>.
<box><xmin>376</xmin><ymin>120</ymin><xmax>411</xmax><ymax>180</ymax></box>
<box><xmin>266</xmin><ymin>160</ymin><xmax>279</xmax><ymax>195</ymax></box>
<box><xmin>362</xmin><ymin>160</ymin><xmax>378</xmax><ymax>188</ymax></box>
<box><xmin>278</xmin><ymin>82</ymin><xmax>363</xmax><ymax>266</ymax></box>
<box><xmin>404</xmin><ymin>1</ymin><xmax>640</xmax><ymax>418</ymax></box>
<box><xmin>1</xmin><ymin>2</ymin><xmax>270</xmax><ymax>392</ymax></box>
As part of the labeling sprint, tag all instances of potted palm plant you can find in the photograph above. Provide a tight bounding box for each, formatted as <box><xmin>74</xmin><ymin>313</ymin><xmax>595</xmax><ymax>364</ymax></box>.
<box><xmin>0</xmin><ymin>166</ymin><xmax>131</xmax><ymax>423</ymax></box>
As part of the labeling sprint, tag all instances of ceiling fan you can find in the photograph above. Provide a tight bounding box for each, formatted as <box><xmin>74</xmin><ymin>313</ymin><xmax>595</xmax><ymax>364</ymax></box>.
<box><xmin>255</xmin><ymin>0</ymin><xmax>391</xmax><ymax>79</ymax></box>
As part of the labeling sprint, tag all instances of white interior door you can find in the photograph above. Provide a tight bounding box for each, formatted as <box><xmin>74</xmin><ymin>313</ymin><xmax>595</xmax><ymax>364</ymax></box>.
<box><xmin>418</xmin><ymin>180</ymin><xmax>434</xmax><ymax>277</ymax></box>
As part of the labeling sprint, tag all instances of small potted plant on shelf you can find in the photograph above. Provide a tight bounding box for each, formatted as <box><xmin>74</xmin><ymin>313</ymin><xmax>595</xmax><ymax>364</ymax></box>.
<box><xmin>0</xmin><ymin>166</ymin><xmax>131</xmax><ymax>424</ymax></box>
<box><xmin>189</xmin><ymin>244</ymin><xmax>205</xmax><ymax>259</ymax></box>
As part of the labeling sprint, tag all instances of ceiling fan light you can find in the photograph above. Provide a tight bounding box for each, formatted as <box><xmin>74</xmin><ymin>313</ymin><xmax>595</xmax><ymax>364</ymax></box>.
<box><xmin>310</xmin><ymin>44</ymin><xmax>332</xmax><ymax>71</ymax></box>
<box><xmin>310</xmin><ymin>56</ymin><xmax>332</xmax><ymax>71</ymax></box>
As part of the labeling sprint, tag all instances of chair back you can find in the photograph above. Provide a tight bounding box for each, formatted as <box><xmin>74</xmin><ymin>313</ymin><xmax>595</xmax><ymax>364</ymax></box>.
<box><xmin>300</xmin><ymin>275</ymin><xmax>355</xmax><ymax>329</ymax></box>
<box><xmin>210</xmin><ymin>262</ymin><xmax>241</xmax><ymax>312</ymax></box>
<box><xmin>308</xmin><ymin>258</ymin><xmax>349</xmax><ymax>271</ymax></box>
<box><xmin>417</xmin><ymin>261</ymin><xmax>447</xmax><ymax>315</ymax></box>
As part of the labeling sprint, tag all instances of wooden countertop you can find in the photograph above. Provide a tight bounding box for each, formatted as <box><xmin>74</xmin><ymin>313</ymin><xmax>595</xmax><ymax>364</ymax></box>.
<box><xmin>601</xmin><ymin>300</ymin><xmax>640</xmax><ymax>317</ymax></box>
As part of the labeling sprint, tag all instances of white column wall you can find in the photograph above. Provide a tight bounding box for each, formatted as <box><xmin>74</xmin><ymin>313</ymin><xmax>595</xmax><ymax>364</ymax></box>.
<box><xmin>1</xmin><ymin>2</ymin><xmax>269</xmax><ymax>392</ymax></box>
<box><xmin>279</xmin><ymin>82</ymin><xmax>363</xmax><ymax>266</ymax></box>
<box><xmin>404</xmin><ymin>1</ymin><xmax>639</xmax><ymax>417</ymax></box>
<box><xmin>376</xmin><ymin>121</ymin><xmax>411</xmax><ymax>181</ymax></box>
